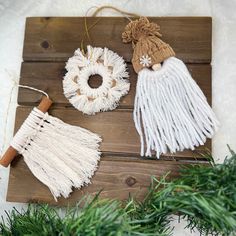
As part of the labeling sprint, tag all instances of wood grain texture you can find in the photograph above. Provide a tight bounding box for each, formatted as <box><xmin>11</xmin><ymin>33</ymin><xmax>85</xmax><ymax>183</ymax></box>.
<box><xmin>23</xmin><ymin>17</ymin><xmax>212</xmax><ymax>63</ymax></box>
<box><xmin>18</xmin><ymin>62</ymin><xmax>212</xmax><ymax>107</ymax></box>
<box><xmin>7</xmin><ymin>17</ymin><xmax>212</xmax><ymax>204</ymax></box>
<box><xmin>7</xmin><ymin>154</ymin><xmax>190</xmax><ymax>205</ymax></box>
<box><xmin>13</xmin><ymin>106</ymin><xmax>211</xmax><ymax>158</ymax></box>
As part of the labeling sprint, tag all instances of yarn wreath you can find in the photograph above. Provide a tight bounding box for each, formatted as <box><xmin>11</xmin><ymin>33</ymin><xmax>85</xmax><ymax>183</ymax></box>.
<box><xmin>63</xmin><ymin>46</ymin><xmax>130</xmax><ymax>115</ymax></box>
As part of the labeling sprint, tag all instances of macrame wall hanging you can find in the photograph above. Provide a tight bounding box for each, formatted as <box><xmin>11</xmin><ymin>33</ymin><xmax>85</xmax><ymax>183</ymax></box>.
<box><xmin>122</xmin><ymin>17</ymin><xmax>219</xmax><ymax>158</ymax></box>
<box><xmin>0</xmin><ymin>88</ymin><xmax>101</xmax><ymax>201</ymax></box>
<box><xmin>63</xmin><ymin>45</ymin><xmax>130</xmax><ymax>115</ymax></box>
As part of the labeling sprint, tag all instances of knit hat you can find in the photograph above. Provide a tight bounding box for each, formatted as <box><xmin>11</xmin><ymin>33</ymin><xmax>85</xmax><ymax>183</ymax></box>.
<box><xmin>122</xmin><ymin>17</ymin><xmax>175</xmax><ymax>73</ymax></box>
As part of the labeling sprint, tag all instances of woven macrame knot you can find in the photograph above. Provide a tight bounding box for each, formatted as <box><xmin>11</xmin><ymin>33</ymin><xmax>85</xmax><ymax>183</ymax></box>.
<box><xmin>122</xmin><ymin>17</ymin><xmax>162</xmax><ymax>44</ymax></box>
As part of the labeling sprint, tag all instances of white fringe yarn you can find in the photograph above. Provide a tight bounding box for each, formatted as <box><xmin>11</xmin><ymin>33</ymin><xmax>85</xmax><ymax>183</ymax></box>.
<box><xmin>63</xmin><ymin>45</ymin><xmax>130</xmax><ymax>115</ymax></box>
<box><xmin>11</xmin><ymin>108</ymin><xmax>101</xmax><ymax>201</ymax></box>
<box><xmin>134</xmin><ymin>57</ymin><xmax>219</xmax><ymax>158</ymax></box>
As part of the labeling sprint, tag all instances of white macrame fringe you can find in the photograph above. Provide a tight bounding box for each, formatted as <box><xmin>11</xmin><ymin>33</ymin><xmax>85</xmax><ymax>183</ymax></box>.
<box><xmin>11</xmin><ymin>108</ymin><xmax>101</xmax><ymax>201</ymax></box>
<box><xmin>63</xmin><ymin>45</ymin><xmax>130</xmax><ymax>115</ymax></box>
<box><xmin>134</xmin><ymin>57</ymin><xmax>219</xmax><ymax>158</ymax></box>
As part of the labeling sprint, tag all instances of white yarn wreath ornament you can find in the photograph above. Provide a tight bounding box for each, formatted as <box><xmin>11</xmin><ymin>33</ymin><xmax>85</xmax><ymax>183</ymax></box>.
<box><xmin>63</xmin><ymin>46</ymin><xmax>130</xmax><ymax>115</ymax></box>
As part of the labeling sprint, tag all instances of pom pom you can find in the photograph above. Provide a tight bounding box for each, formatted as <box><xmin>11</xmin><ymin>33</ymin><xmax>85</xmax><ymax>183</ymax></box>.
<box><xmin>122</xmin><ymin>17</ymin><xmax>162</xmax><ymax>44</ymax></box>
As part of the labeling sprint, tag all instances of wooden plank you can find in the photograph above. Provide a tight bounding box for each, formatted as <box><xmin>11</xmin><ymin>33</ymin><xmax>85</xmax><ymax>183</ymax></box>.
<box><xmin>13</xmin><ymin>106</ymin><xmax>211</xmax><ymax>158</ymax></box>
<box><xmin>18</xmin><ymin>62</ymin><xmax>212</xmax><ymax>107</ymax></box>
<box><xmin>23</xmin><ymin>17</ymin><xmax>212</xmax><ymax>63</ymax></box>
<box><xmin>7</xmin><ymin>155</ymin><xmax>191</xmax><ymax>205</ymax></box>
<box><xmin>7</xmin><ymin>16</ymin><xmax>212</xmax><ymax>205</ymax></box>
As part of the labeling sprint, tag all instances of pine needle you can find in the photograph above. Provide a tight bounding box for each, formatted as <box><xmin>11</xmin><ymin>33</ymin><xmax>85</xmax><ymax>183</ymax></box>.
<box><xmin>1</xmin><ymin>150</ymin><xmax>236</xmax><ymax>236</ymax></box>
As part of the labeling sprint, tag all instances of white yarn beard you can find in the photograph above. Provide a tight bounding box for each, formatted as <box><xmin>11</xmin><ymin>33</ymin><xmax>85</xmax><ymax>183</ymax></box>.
<box><xmin>134</xmin><ymin>57</ymin><xmax>219</xmax><ymax>158</ymax></box>
<box><xmin>11</xmin><ymin>108</ymin><xmax>101</xmax><ymax>201</ymax></box>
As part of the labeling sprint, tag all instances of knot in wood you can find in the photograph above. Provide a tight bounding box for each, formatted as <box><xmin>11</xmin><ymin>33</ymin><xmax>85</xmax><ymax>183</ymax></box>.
<box><xmin>126</xmin><ymin>176</ymin><xmax>137</xmax><ymax>187</ymax></box>
<box><xmin>41</xmin><ymin>40</ymin><xmax>49</xmax><ymax>49</ymax></box>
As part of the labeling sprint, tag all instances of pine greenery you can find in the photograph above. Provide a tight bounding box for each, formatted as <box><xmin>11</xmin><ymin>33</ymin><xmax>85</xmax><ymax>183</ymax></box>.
<box><xmin>1</xmin><ymin>150</ymin><xmax>236</xmax><ymax>236</ymax></box>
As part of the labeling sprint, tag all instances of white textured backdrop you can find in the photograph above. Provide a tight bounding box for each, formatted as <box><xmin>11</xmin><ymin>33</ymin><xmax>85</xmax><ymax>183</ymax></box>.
<box><xmin>0</xmin><ymin>0</ymin><xmax>236</xmax><ymax>235</ymax></box>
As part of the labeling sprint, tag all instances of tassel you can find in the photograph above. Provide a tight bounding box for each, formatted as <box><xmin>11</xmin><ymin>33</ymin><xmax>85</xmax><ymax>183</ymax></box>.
<box><xmin>1</xmin><ymin>97</ymin><xmax>101</xmax><ymax>200</ymax></box>
<box><xmin>122</xmin><ymin>17</ymin><xmax>219</xmax><ymax>158</ymax></box>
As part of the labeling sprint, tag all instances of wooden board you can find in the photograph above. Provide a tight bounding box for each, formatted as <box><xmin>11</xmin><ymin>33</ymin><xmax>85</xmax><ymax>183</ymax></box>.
<box><xmin>18</xmin><ymin>62</ymin><xmax>212</xmax><ymax>107</ymax></box>
<box><xmin>7</xmin><ymin>17</ymin><xmax>212</xmax><ymax>205</ymax></box>
<box><xmin>7</xmin><ymin>157</ymin><xmax>185</xmax><ymax>205</ymax></box>
<box><xmin>12</xmin><ymin>107</ymin><xmax>211</xmax><ymax>158</ymax></box>
<box><xmin>23</xmin><ymin>17</ymin><xmax>211</xmax><ymax>63</ymax></box>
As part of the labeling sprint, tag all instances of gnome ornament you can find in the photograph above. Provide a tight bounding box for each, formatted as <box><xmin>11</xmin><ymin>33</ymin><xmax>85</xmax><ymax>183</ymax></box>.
<box><xmin>122</xmin><ymin>17</ymin><xmax>219</xmax><ymax>158</ymax></box>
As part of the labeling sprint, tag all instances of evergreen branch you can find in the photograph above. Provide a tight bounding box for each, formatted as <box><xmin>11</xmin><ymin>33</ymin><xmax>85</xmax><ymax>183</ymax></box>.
<box><xmin>1</xmin><ymin>150</ymin><xmax>236</xmax><ymax>235</ymax></box>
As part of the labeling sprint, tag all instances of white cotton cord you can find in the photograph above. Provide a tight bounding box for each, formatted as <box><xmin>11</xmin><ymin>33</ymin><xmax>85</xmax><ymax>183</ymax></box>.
<box><xmin>134</xmin><ymin>57</ymin><xmax>219</xmax><ymax>158</ymax></box>
<box><xmin>170</xmin><ymin>61</ymin><xmax>219</xmax><ymax>135</ymax></box>
<box><xmin>18</xmin><ymin>85</ymin><xmax>49</xmax><ymax>98</ymax></box>
<box><xmin>10</xmin><ymin>107</ymin><xmax>101</xmax><ymax>200</ymax></box>
<box><xmin>170</xmin><ymin>66</ymin><xmax>213</xmax><ymax>139</ymax></box>
<box><xmin>63</xmin><ymin>45</ymin><xmax>130</xmax><ymax>115</ymax></box>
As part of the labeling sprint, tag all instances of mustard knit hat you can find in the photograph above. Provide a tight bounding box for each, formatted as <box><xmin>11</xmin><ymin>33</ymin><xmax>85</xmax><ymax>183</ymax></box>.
<box><xmin>122</xmin><ymin>17</ymin><xmax>175</xmax><ymax>73</ymax></box>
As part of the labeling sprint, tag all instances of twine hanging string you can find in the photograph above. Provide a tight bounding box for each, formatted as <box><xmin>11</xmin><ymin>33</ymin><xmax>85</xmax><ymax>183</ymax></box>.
<box><xmin>80</xmin><ymin>6</ymin><xmax>140</xmax><ymax>53</ymax></box>
<box><xmin>91</xmin><ymin>6</ymin><xmax>140</xmax><ymax>18</ymax></box>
